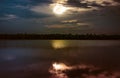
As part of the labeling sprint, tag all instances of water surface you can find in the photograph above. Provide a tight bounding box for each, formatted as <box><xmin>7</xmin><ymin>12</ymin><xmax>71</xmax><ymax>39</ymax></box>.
<box><xmin>0</xmin><ymin>40</ymin><xmax>120</xmax><ymax>78</ymax></box>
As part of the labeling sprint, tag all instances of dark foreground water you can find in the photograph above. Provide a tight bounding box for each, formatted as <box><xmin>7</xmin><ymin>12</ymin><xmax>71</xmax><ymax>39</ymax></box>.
<box><xmin>0</xmin><ymin>40</ymin><xmax>120</xmax><ymax>78</ymax></box>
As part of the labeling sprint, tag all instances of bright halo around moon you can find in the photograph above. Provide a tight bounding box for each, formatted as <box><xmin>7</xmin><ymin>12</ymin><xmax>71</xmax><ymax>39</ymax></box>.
<box><xmin>53</xmin><ymin>4</ymin><xmax>67</xmax><ymax>15</ymax></box>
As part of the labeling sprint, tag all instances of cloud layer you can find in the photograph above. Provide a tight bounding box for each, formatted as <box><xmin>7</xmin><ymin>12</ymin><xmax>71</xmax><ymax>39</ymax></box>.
<box><xmin>0</xmin><ymin>14</ymin><xmax>18</xmax><ymax>20</ymax></box>
<box><xmin>55</xmin><ymin>0</ymin><xmax>120</xmax><ymax>11</ymax></box>
<box><xmin>52</xmin><ymin>0</ymin><xmax>119</xmax><ymax>7</ymax></box>
<box><xmin>31</xmin><ymin>0</ymin><xmax>120</xmax><ymax>15</ymax></box>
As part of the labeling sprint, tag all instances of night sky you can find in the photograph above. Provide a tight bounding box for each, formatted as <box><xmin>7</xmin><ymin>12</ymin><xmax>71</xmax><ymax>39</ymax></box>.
<box><xmin>0</xmin><ymin>0</ymin><xmax>120</xmax><ymax>34</ymax></box>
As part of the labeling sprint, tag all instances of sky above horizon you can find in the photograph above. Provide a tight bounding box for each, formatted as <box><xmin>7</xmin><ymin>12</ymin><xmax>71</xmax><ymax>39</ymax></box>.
<box><xmin>0</xmin><ymin>0</ymin><xmax>120</xmax><ymax>34</ymax></box>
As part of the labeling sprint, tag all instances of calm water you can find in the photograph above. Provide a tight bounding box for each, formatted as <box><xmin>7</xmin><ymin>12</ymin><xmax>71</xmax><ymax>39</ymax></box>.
<box><xmin>0</xmin><ymin>40</ymin><xmax>120</xmax><ymax>78</ymax></box>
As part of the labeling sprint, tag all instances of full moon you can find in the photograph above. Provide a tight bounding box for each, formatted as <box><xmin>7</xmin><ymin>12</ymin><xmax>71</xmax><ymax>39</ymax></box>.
<box><xmin>53</xmin><ymin>4</ymin><xmax>67</xmax><ymax>15</ymax></box>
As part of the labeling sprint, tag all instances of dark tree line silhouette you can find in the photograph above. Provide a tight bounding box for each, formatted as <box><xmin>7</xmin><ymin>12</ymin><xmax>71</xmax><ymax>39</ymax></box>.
<box><xmin>0</xmin><ymin>34</ymin><xmax>120</xmax><ymax>40</ymax></box>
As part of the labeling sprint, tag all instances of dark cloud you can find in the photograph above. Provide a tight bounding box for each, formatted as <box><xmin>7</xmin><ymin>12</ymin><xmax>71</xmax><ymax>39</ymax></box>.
<box><xmin>66</xmin><ymin>0</ymin><xmax>92</xmax><ymax>8</ymax></box>
<box><xmin>114</xmin><ymin>0</ymin><xmax>120</xmax><ymax>2</ymax></box>
<box><xmin>64</xmin><ymin>0</ymin><xmax>120</xmax><ymax>9</ymax></box>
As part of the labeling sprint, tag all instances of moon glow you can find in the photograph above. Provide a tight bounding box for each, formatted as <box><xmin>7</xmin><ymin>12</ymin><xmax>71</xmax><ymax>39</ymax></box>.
<box><xmin>53</xmin><ymin>4</ymin><xmax>67</xmax><ymax>15</ymax></box>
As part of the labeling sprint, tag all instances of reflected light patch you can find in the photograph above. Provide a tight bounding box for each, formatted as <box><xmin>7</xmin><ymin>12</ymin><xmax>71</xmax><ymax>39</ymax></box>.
<box><xmin>53</xmin><ymin>63</ymin><xmax>70</xmax><ymax>71</ymax></box>
<box><xmin>49</xmin><ymin>62</ymin><xmax>120</xmax><ymax>78</ymax></box>
<box><xmin>49</xmin><ymin>62</ymin><xmax>71</xmax><ymax>78</ymax></box>
<box><xmin>52</xmin><ymin>40</ymin><xmax>68</xmax><ymax>49</ymax></box>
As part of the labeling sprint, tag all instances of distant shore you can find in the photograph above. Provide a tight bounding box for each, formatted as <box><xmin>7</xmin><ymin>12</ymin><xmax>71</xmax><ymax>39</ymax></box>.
<box><xmin>0</xmin><ymin>34</ymin><xmax>120</xmax><ymax>40</ymax></box>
